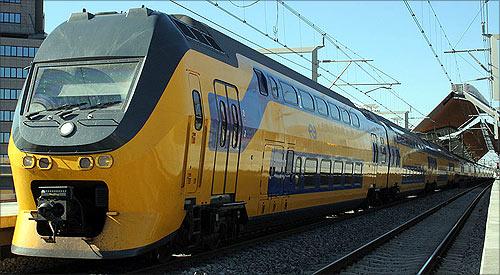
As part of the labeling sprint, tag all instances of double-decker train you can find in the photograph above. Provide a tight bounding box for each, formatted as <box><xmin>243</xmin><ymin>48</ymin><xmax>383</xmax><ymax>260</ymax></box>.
<box><xmin>8</xmin><ymin>7</ymin><xmax>495</xmax><ymax>259</ymax></box>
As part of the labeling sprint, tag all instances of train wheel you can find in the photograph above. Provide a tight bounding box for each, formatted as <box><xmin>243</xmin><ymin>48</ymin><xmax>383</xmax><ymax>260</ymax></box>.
<box><xmin>152</xmin><ymin>245</ymin><xmax>172</xmax><ymax>264</ymax></box>
<box><xmin>204</xmin><ymin>231</ymin><xmax>221</xmax><ymax>250</ymax></box>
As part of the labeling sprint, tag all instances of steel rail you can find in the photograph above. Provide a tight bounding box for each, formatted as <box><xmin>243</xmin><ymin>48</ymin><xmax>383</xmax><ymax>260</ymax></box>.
<box><xmin>129</xmin><ymin>189</ymin><xmax>433</xmax><ymax>274</ymax></box>
<box><xmin>313</xmin><ymin>183</ymin><xmax>488</xmax><ymax>274</ymax></box>
<box><xmin>417</xmin><ymin>181</ymin><xmax>492</xmax><ymax>274</ymax></box>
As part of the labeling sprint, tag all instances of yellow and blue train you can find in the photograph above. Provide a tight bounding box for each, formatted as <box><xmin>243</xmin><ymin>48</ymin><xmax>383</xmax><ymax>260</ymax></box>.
<box><xmin>8</xmin><ymin>8</ymin><xmax>495</xmax><ymax>259</ymax></box>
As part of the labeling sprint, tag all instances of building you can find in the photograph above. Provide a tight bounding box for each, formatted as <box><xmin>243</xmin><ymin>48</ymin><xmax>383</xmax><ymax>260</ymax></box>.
<box><xmin>0</xmin><ymin>0</ymin><xmax>45</xmax><ymax>200</ymax></box>
<box><xmin>414</xmin><ymin>83</ymin><xmax>499</xmax><ymax>163</ymax></box>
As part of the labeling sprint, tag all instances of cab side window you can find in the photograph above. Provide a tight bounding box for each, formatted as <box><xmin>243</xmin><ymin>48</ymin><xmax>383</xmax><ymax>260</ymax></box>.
<box><xmin>191</xmin><ymin>90</ymin><xmax>203</xmax><ymax>131</ymax></box>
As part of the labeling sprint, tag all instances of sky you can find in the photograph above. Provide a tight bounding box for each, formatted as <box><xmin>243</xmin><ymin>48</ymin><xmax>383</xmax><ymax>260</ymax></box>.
<box><xmin>43</xmin><ymin>1</ymin><xmax>499</xmax><ymax>128</ymax></box>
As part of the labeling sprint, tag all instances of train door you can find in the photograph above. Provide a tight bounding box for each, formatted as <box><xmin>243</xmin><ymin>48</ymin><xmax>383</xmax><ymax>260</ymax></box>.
<box><xmin>211</xmin><ymin>81</ymin><xmax>242</xmax><ymax>197</ymax></box>
<box><xmin>259</xmin><ymin>144</ymin><xmax>285</xmax><ymax>214</ymax></box>
<box><xmin>184</xmin><ymin>72</ymin><xmax>206</xmax><ymax>194</ymax></box>
<box><xmin>370</xmin><ymin>133</ymin><xmax>379</xmax><ymax>187</ymax></box>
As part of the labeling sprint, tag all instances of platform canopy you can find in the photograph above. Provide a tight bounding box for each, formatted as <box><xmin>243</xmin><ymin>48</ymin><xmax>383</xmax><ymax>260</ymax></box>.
<box><xmin>413</xmin><ymin>84</ymin><xmax>499</xmax><ymax>161</ymax></box>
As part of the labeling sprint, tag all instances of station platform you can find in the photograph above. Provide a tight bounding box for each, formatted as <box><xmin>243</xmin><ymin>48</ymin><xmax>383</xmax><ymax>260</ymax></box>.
<box><xmin>0</xmin><ymin>201</ymin><xmax>18</xmax><ymax>257</ymax></box>
<box><xmin>481</xmin><ymin>179</ymin><xmax>499</xmax><ymax>274</ymax></box>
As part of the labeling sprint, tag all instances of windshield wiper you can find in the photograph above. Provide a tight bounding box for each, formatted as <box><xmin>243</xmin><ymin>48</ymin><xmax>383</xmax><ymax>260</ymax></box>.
<box><xmin>82</xmin><ymin>100</ymin><xmax>122</xmax><ymax>111</ymax></box>
<box><xmin>25</xmin><ymin>102</ymin><xmax>89</xmax><ymax>120</ymax></box>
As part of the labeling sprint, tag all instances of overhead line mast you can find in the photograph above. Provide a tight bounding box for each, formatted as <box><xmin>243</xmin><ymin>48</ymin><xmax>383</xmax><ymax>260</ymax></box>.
<box><xmin>203</xmin><ymin>0</ymin><xmax>412</xmax><ymax>126</ymax></box>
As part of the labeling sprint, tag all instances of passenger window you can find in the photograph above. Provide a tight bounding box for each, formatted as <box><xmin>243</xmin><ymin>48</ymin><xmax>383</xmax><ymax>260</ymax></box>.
<box><xmin>267</xmin><ymin>76</ymin><xmax>279</xmax><ymax>98</ymax></box>
<box><xmin>345</xmin><ymin>162</ymin><xmax>353</xmax><ymax>175</ymax></box>
<box><xmin>219</xmin><ymin>101</ymin><xmax>227</xmax><ymax>147</ymax></box>
<box><xmin>320</xmin><ymin>159</ymin><xmax>332</xmax><ymax>174</ymax></box>
<box><xmin>333</xmin><ymin>161</ymin><xmax>343</xmax><ymax>187</ymax></box>
<box><xmin>341</xmin><ymin>108</ymin><xmax>350</xmax><ymax>124</ymax></box>
<box><xmin>192</xmin><ymin>90</ymin><xmax>203</xmax><ymax>131</ymax></box>
<box><xmin>304</xmin><ymin>158</ymin><xmax>318</xmax><ymax>189</ymax></box>
<box><xmin>286</xmin><ymin>150</ymin><xmax>294</xmax><ymax>173</ymax></box>
<box><xmin>333</xmin><ymin>161</ymin><xmax>343</xmax><ymax>174</ymax></box>
<box><xmin>294</xmin><ymin>157</ymin><xmax>302</xmax><ymax>189</ymax></box>
<box><xmin>304</xmin><ymin>158</ymin><xmax>318</xmax><ymax>173</ymax></box>
<box><xmin>320</xmin><ymin>159</ymin><xmax>332</xmax><ymax>188</ymax></box>
<box><xmin>353</xmin><ymin>162</ymin><xmax>363</xmax><ymax>187</ymax></box>
<box><xmin>354</xmin><ymin>163</ymin><xmax>362</xmax><ymax>174</ymax></box>
<box><xmin>344</xmin><ymin>162</ymin><xmax>353</xmax><ymax>187</ymax></box>
<box><xmin>300</xmin><ymin>90</ymin><xmax>315</xmax><ymax>111</ymax></box>
<box><xmin>254</xmin><ymin>69</ymin><xmax>268</xmax><ymax>96</ymax></box>
<box><xmin>281</xmin><ymin>81</ymin><xmax>298</xmax><ymax>105</ymax></box>
<box><xmin>351</xmin><ymin>112</ymin><xmax>360</xmax><ymax>127</ymax></box>
<box><xmin>316</xmin><ymin>97</ymin><xmax>328</xmax><ymax>116</ymax></box>
<box><xmin>295</xmin><ymin>157</ymin><xmax>302</xmax><ymax>173</ymax></box>
<box><xmin>329</xmin><ymin>103</ymin><xmax>341</xmax><ymax>120</ymax></box>
<box><xmin>231</xmin><ymin>104</ymin><xmax>239</xmax><ymax>148</ymax></box>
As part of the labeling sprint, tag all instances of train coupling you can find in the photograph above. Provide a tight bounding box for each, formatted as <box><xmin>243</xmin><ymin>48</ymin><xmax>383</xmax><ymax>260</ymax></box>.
<box><xmin>30</xmin><ymin>186</ymin><xmax>74</xmax><ymax>243</ymax></box>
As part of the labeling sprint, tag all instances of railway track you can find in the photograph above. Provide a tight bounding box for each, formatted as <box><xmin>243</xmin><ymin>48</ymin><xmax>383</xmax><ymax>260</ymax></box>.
<box><xmin>131</xmin><ymin>185</ymin><xmax>479</xmax><ymax>274</ymax></box>
<box><xmin>313</xmin><ymin>182</ymin><xmax>492</xmax><ymax>275</ymax></box>
<box><xmin>130</xmin><ymin>195</ymin><xmax>410</xmax><ymax>274</ymax></box>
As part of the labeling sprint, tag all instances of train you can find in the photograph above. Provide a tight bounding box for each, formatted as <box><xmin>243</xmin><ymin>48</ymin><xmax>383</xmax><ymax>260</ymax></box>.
<box><xmin>8</xmin><ymin>7</ymin><xmax>495</xmax><ymax>259</ymax></box>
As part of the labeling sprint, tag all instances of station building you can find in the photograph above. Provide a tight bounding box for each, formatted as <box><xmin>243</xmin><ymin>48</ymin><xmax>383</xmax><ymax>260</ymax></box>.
<box><xmin>0</xmin><ymin>0</ymin><xmax>45</xmax><ymax>200</ymax></box>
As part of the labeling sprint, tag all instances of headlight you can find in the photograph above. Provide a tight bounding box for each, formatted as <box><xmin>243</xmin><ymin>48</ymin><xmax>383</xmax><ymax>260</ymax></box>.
<box><xmin>97</xmin><ymin>155</ymin><xmax>113</xmax><ymax>168</ymax></box>
<box><xmin>78</xmin><ymin>157</ymin><xmax>93</xmax><ymax>170</ymax></box>
<box><xmin>38</xmin><ymin>157</ymin><xmax>52</xmax><ymax>170</ymax></box>
<box><xmin>22</xmin><ymin>155</ymin><xmax>36</xmax><ymax>169</ymax></box>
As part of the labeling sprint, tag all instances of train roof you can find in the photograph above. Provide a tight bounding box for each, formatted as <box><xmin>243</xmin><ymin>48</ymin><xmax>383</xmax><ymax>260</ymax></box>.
<box><xmin>170</xmin><ymin>14</ymin><xmax>357</xmax><ymax>109</ymax></box>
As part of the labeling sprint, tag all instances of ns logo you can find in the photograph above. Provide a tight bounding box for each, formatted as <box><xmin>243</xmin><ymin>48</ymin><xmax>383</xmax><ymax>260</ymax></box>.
<box><xmin>308</xmin><ymin>124</ymin><xmax>317</xmax><ymax>140</ymax></box>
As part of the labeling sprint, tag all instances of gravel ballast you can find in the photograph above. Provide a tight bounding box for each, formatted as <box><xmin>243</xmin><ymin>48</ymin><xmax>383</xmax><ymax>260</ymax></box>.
<box><xmin>342</xmin><ymin>187</ymin><xmax>486</xmax><ymax>274</ymax></box>
<box><xmin>0</xmin><ymin>184</ymin><xmax>491</xmax><ymax>274</ymax></box>
<box><xmin>148</xmin><ymin>187</ymin><xmax>484</xmax><ymax>274</ymax></box>
<box><xmin>435</xmin><ymin>187</ymin><xmax>491</xmax><ymax>274</ymax></box>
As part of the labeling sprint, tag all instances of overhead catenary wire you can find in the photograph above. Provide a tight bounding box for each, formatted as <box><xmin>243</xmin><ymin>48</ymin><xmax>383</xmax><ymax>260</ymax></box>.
<box><xmin>427</xmin><ymin>0</ymin><xmax>462</xmax><ymax>83</ymax></box>
<box><xmin>170</xmin><ymin>0</ymin><xmax>410</xmax><ymax>125</ymax></box>
<box><xmin>279</xmin><ymin>0</ymin><xmax>399</xmax><ymax>86</ymax></box>
<box><xmin>228</xmin><ymin>0</ymin><xmax>260</xmax><ymax>9</ymax></box>
<box><xmin>454</xmin><ymin>1</ymin><xmax>484</xmax><ymax>49</ymax></box>
<box><xmin>404</xmin><ymin>0</ymin><xmax>453</xmax><ymax>84</ymax></box>
<box><xmin>168</xmin><ymin>0</ymin><xmax>364</xmax><ymax>106</ymax></box>
<box><xmin>278</xmin><ymin>1</ymin><xmax>428</xmax><ymax>126</ymax></box>
<box><xmin>203</xmin><ymin>0</ymin><xmax>411</xmax><ymax>125</ymax></box>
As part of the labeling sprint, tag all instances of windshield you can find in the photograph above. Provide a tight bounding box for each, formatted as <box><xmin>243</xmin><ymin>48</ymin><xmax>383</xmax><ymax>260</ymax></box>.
<box><xmin>28</xmin><ymin>61</ymin><xmax>140</xmax><ymax>113</ymax></box>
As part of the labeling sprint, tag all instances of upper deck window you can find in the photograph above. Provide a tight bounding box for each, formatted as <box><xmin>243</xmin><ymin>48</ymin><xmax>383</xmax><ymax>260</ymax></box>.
<box><xmin>341</xmin><ymin>108</ymin><xmax>350</xmax><ymax>124</ymax></box>
<box><xmin>315</xmin><ymin>97</ymin><xmax>328</xmax><ymax>116</ymax></box>
<box><xmin>27</xmin><ymin>60</ymin><xmax>141</xmax><ymax>113</ymax></box>
<box><xmin>267</xmin><ymin>76</ymin><xmax>279</xmax><ymax>98</ymax></box>
<box><xmin>281</xmin><ymin>81</ymin><xmax>298</xmax><ymax>105</ymax></box>
<box><xmin>299</xmin><ymin>90</ymin><xmax>315</xmax><ymax>111</ymax></box>
<box><xmin>329</xmin><ymin>103</ymin><xmax>340</xmax><ymax>120</ymax></box>
<box><xmin>351</xmin><ymin>112</ymin><xmax>360</xmax><ymax>127</ymax></box>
